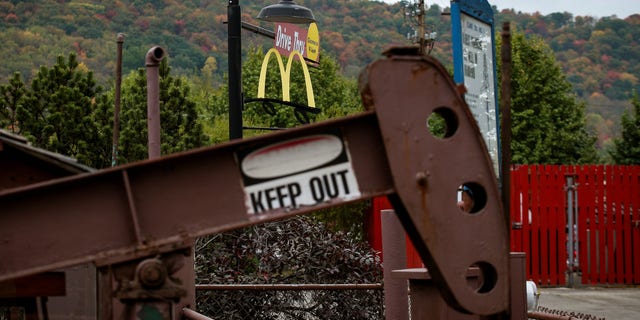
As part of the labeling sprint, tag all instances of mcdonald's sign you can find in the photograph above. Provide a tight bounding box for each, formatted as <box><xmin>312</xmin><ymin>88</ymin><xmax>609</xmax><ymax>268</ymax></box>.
<box><xmin>257</xmin><ymin>48</ymin><xmax>315</xmax><ymax>108</ymax></box>
<box><xmin>274</xmin><ymin>22</ymin><xmax>320</xmax><ymax>64</ymax></box>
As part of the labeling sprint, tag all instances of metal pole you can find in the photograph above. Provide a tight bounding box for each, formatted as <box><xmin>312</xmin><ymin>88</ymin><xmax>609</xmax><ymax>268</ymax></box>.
<box><xmin>566</xmin><ymin>176</ymin><xmax>574</xmax><ymax>287</ymax></box>
<box><xmin>146</xmin><ymin>46</ymin><xmax>165</xmax><ymax>159</ymax></box>
<box><xmin>500</xmin><ymin>24</ymin><xmax>514</xmax><ymax>318</ymax></box>
<box><xmin>228</xmin><ymin>0</ymin><xmax>243</xmax><ymax>140</ymax></box>
<box><xmin>500</xmin><ymin>21</ymin><xmax>512</xmax><ymax>237</ymax></box>
<box><xmin>112</xmin><ymin>33</ymin><xmax>124</xmax><ymax>167</ymax></box>
<box><xmin>381</xmin><ymin>209</ymin><xmax>409</xmax><ymax>320</ymax></box>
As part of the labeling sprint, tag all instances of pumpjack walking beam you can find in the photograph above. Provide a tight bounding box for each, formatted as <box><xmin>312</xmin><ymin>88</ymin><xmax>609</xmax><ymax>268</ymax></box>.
<box><xmin>0</xmin><ymin>49</ymin><xmax>509</xmax><ymax>317</ymax></box>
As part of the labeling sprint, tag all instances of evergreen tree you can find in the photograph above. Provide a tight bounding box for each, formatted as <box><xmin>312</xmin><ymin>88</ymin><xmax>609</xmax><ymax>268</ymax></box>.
<box><xmin>0</xmin><ymin>72</ymin><xmax>26</xmax><ymax>134</ymax></box>
<box><xmin>16</xmin><ymin>53</ymin><xmax>106</xmax><ymax>167</ymax></box>
<box><xmin>117</xmin><ymin>59</ymin><xmax>209</xmax><ymax>164</ymax></box>
<box><xmin>610</xmin><ymin>93</ymin><xmax>640</xmax><ymax>164</ymax></box>
<box><xmin>498</xmin><ymin>29</ymin><xmax>598</xmax><ymax>164</ymax></box>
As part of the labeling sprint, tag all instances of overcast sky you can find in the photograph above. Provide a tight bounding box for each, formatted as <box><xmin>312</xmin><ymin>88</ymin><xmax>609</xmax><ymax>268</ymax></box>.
<box><xmin>384</xmin><ymin>0</ymin><xmax>639</xmax><ymax>19</ymax></box>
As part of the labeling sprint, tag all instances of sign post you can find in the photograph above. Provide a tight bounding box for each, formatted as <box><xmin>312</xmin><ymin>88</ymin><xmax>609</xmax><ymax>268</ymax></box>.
<box><xmin>451</xmin><ymin>0</ymin><xmax>500</xmax><ymax>176</ymax></box>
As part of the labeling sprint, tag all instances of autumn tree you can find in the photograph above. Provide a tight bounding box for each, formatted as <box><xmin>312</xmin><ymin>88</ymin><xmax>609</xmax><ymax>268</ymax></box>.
<box><xmin>609</xmin><ymin>93</ymin><xmax>640</xmax><ymax>164</ymax></box>
<box><xmin>498</xmin><ymin>29</ymin><xmax>598</xmax><ymax>164</ymax></box>
<box><xmin>0</xmin><ymin>72</ymin><xmax>26</xmax><ymax>133</ymax></box>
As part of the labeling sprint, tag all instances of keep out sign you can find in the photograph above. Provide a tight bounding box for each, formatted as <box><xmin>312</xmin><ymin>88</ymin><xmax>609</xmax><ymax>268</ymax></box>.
<box><xmin>237</xmin><ymin>132</ymin><xmax>361</xmax><ymax>215</ymax></box>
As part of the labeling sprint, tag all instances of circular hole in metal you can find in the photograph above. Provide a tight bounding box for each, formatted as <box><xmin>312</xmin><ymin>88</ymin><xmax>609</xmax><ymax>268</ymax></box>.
<box><xmin>457</xmin><ymin>182</ymin><xmax>487</xmax><ymax>214</ymax></box>
<box><xmin>426</xmin><ymin>107</ymin><xmax>458</xmax><ymax>139</ymax></box>
<box><xmin>467</xmin><ymin>262</ymin><xmax>497</xmax><ymax>294</ymax></box>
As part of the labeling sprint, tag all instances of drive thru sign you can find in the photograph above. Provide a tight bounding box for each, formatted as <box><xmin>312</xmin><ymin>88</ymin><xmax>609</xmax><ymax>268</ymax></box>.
<box><xmin>237</xmin><ymin>131</ymin><xmax>361</xmax><ymax>215</ymax></box>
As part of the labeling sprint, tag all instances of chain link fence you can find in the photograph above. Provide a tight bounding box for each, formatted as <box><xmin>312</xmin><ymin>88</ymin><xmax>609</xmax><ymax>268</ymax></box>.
<box><xmin>195</xmin><ymin>215</ymin><xmax>384</xmax><ymax>319</ymax></box>
<box><xmin>196</xmin><ymin>284</ymin><xmax>384</xmax><ymax>319</ymax></box>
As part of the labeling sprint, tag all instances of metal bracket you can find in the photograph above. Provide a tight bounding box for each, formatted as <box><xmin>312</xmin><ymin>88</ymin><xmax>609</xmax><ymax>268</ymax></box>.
<box><xmin>360</xmin><ymin>51</ymin><xmax>508</xmax><ymax>315</ymax></box>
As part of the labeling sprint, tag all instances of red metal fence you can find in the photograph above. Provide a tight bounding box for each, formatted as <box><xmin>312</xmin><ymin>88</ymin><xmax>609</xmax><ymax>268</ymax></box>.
<box><xmin>510</xmin><ymin>165</ymin><xmax>640</xmax><ymax>286</ymax></box>
<box><xmin>366</xmin><ymin>165</ymin><xmax>640</xmax><ymax>286</ymax></box>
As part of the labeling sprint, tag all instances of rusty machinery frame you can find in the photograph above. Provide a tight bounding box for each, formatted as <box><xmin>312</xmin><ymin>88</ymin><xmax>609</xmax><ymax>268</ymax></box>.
<box><xmin>0</xmin><ymin>50</ymin><xmax>512</xmax><ymax>318</ymax></box>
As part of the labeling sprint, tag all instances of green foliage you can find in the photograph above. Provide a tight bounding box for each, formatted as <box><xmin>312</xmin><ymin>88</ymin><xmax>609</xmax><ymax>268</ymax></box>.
<box><xmin>15</xmin><ymin>53</ymin><xmax>110</xmax><ymax>167</ymax></box>
<box><xmin>0</xmin><ymin>72</ymin><xmax>26</xmax><ymax>133</ymax></box>
<box><xmin>1</xmin><ymin>52</ymin><xmax>209</xmax><ymax>169</ymax></box>
<box><xmin>0</xmin><ymin>1</ymin><xmax>638</xmax><ymax>155</ymax></box>
<box><xmin>195</xmin><ymin>215</ymin><xmax>383</xmax><ymax>319</ymax></box>
<box><xmin>498</xmin><ymin>30</ymin><xmax>598</xmax><ymax>164</ymax></box>
<box><xmin>609</xmin><ymin>93</ymin><xmax>640</xmax><ymax>164</ymax></box>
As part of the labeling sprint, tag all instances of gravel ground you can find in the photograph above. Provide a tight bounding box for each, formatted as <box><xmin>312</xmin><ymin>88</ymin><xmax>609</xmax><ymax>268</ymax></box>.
<box><xmin>536</xmin><ymin>286</ymin><xmax>640</xmax><ymax>320</ymax></box>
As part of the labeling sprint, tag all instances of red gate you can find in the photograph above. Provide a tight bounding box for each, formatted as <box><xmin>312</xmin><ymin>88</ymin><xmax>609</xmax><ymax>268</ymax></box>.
<box><xmin>510</xmin><ymin>165</ymin><xmax>640</xmax><ymax>286</ymax></box>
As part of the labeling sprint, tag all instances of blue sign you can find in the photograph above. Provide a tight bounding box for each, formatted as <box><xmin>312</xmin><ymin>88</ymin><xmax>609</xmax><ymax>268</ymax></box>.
<box><xmin>451</xmin><ymin>0</ymin><xmax>501</xmax><ymax>176</ymax></box>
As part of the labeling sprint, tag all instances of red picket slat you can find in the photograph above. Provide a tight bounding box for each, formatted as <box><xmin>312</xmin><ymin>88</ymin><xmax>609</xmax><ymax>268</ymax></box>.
<box><xmin>607</xmin><ymin>166</ymin><xmax>614</xmax><ymax>283</ymax></box>
<box><xmin>548</xmin><ymin>166</ymin><xmax>558</xmax><ymax>285</ymax></box>
<box><xmin>540</xmin><ymin>165</ymin><xmax>551</xmax><ymax>285</ymax></box>
<box><xmin>589</xmin><ymin>164</ymin><xmax>605</xmax><ymax>284</ymax></box>
<box><xmin>559</xmin><ymin>165</ymin><xmax>568</xmax><ymax>285</ymax></box>
<box><xmin>612</xmin><ymin>166</ymin><xmax>623</xmax><ymax>283</ymax></box>
<box><xmin>597</xmin><ymin>166</ymin><xmax>608</xmax><ymax>283</ymax></box>
<box><xmin>617</xmin><ymin>166</ymin><xmax>626</xmax><ymax>282</ymax></box>
<box><xmin>581</xmin><ymin>165</ymin><xmax>598</xmax><ymax>284</ymax></box>
<box><xmin>606</xmin><ymin>166</ymin><xmax>616</xmax><ymax>283</ymax></box>
<box><xmin>547</xmin><ymin>167</ymin><xmax>564</xmax><ymax>285</ymax></box>
<box><xmin>523</xmin><ymin>166</ymin><xmax>533</xmax><ymax>282</ymax></box>
<box><xmin>556</xmin><ymin>165</ymin><xmax>564</xmax><ymax>285</ymax></box>
<box><xmin>633</xmin><ymin>166</ymin><xmax>640</xmax><ymax>284</ymax></box>
<box><xmin>607</xmin><ymin>166</ymin><xmax>617</xmax><ymax>283</ymax></box>
<box><xmin>530</xmin><ymin>165</ymin><xmax>541</xmax><ymax>284</ymax></box>
<box><xmin>622</xmin><ymin>166</ymin><xmax>634</xmax><ymax>284</ymax></box>
<box><xmin>506</xmin><ymin>164</ymin><xmax>640</xmax><ymax>286</ymax></box>
<box><xmin>614</xmin><ymin>166</ymin><xmax>624</xmax><ymax>283</ymax></box>
<box><xmin>510</xmin><ymin>165</ymin><xmax>523</xmax><ymax>252</ymax></box>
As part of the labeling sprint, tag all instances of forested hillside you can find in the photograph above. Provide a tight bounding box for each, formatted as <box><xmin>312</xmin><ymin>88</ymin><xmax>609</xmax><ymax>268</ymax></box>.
<box><xmin>0</xmin><ymin>0</ymin><xmax>638</xmax><ymax>148</ymax></box>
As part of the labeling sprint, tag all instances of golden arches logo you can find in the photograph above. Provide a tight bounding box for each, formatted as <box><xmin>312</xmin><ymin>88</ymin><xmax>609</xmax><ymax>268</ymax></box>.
<box><xmin>257</xmin><ymin>48</ymin><xmax>315</xmax><ymax>108</ymax></box>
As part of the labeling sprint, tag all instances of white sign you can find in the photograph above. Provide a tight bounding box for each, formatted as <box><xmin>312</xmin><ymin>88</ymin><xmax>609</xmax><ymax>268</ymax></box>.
<box><xmin>461</xmin><ymin>13</ymin><xmax>499</xmax><ymax>174</ymax></box>
<box><xmin>238</xmin><ymin>133</ymin><xmax>361</xmax><ymax>215</ymax></box>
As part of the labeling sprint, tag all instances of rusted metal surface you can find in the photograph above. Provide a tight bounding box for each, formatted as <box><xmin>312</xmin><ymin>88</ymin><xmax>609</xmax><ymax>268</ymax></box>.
<box><xmin>392</xmin><ymin>267</ymin><xmax>482</xmax><ymax>320</ymax></box>
<box><xmin>0</xmin><ymin>130</ymin><xmax>93</xmax><ymax>191</ymax></box>
<box><xmin>0</xmin><ymin>49</ymin><xmax>507</xmax><ymax>317</ymax></box>
<box><xmin>393</xmin><ymin>252</ymin><xmax>526</xmax><ymax>319</ymax></box>
<box><xmin>510</xmin><ymin>252</ymin><xmax>527</xmax><ymax>320</ymax></box>
<box><xmin>0</xmin><ymin>112</ymin><xmax>391</xmax><ymax>283</ymax></box>
<box><xmin>360</xmin><ymin>49</ymin><xmax>509</xmax><ymax>315</ymax></box>
<box><xmin>145</xmin><ymin>46</ymin><xmax>165</xmax><ymax>160</ymax></box>
<box><xmin>0</xmin><ymin>272</ymin><xmax>65</xmax><ymax>298</ymax></box>
<box><xmin>112</xmin><ymin>33</ymin><xmax>125</xmax><ymax>167</ymax></box>
<box><xmin>500</xmin><ymin>21</ymin><xmax>512</xmax><ymax>234</ymax></box>
<box><xmin>381</xmin><ymin>209</ymin><xmax>409</xmax><ymax>320</ymax></box>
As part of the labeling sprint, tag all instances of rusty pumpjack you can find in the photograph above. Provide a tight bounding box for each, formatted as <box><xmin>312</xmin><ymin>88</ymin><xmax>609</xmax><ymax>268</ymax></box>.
<box><xmin>0</xmin><ymin>49</ymin><xmax>519</xmax><ymax>319</ymax></box>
